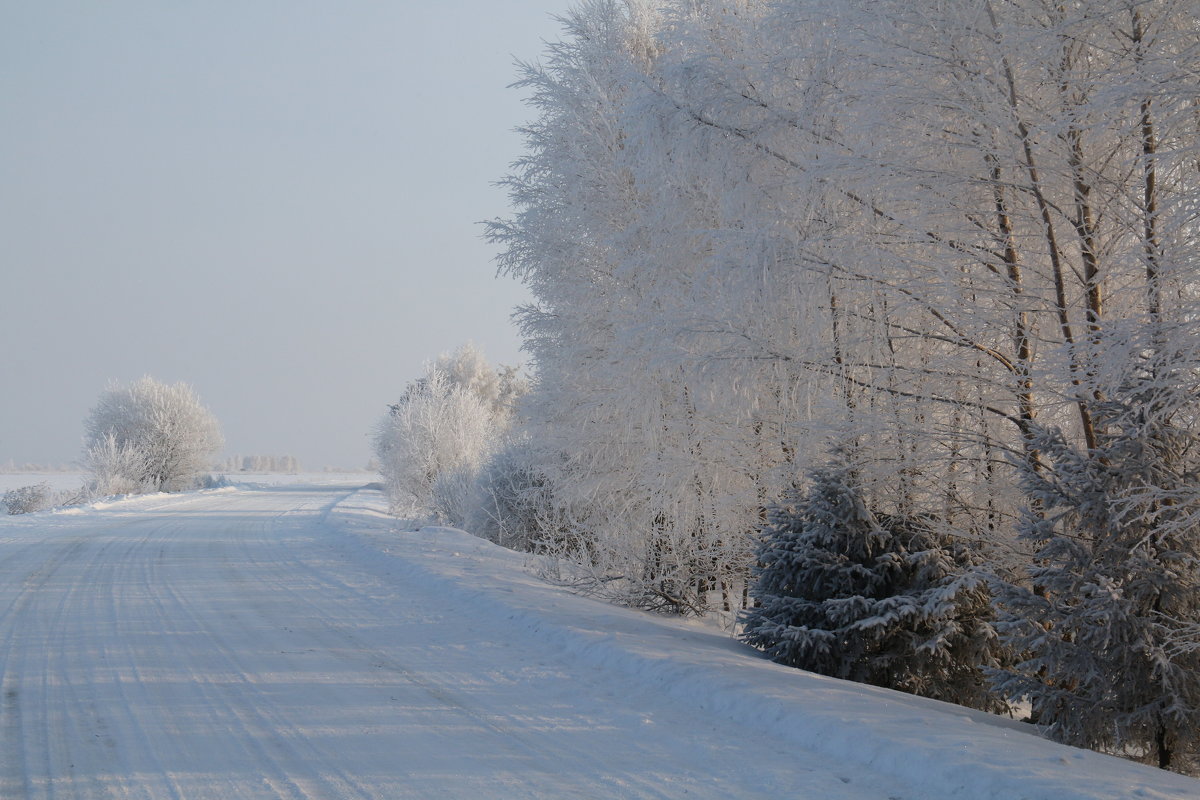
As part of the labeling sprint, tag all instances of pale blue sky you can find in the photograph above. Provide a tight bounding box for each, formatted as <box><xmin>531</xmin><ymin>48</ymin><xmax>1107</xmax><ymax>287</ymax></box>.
<box><xmin>1</xmin><ymin>1</ymin><xmax>571</xmax><ymax>469</ymax></box>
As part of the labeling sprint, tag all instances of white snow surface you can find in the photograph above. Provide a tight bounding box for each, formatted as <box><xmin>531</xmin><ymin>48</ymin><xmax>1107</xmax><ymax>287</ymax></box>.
<box><xmin>0</xmin><ymin>472</ymin><xmax>89</xmax><ymax>494</ymax></box>
<box><xmin>0</xmin><ymin>481</ymin><xmax>1194</xmax><ymax>799</ymax></box>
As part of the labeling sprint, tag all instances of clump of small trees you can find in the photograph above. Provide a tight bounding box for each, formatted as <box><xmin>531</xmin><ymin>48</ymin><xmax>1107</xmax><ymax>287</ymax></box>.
<box><xmin>5</xmin><ymin>377</ymin><xmax>224</xmax><ymax>512</ymax></box>
<box><xmin>83</xmin><ymin>376</ymin><xmax>224</xmax><ymax>494</ymax></box>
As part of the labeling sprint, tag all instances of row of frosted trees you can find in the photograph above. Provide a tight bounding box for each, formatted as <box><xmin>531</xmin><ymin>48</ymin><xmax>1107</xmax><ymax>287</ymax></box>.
<box><xmin>485</xmin><ymin>0</ymin><xmax>1200</xmax><ymax>772</ymax></box>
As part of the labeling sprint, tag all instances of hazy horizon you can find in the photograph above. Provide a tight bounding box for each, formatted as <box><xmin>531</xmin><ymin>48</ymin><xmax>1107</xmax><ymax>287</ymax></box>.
<box><xmin>1</xmin><ymin>1</ymin><xmax>570</xmax><ymax>470</ymax></box>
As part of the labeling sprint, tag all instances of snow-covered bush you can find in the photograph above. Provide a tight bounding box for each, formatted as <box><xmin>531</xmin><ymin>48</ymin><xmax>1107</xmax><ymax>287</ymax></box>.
<box><xmin>741</xmin><ymin>462</ymin><xmax>1003</xmax><ymax>710</ymax></box>
<box><xmin>195</xmin><ymin>473</ymin><xmax>231</xmax><ymax>490</ymax></box>
<box><xmin>430</xmin><ymin>465</ymin><xmax>478</xmax><ymax>529</ymax></box>
<box><xmin>374</xmin><ymin>366</ymin><xmax>495</xmax><ymax>518</ymax></box>
<box><xmin>3</xmin><ymin>482</ymin><xmax>56</xmax><ymax>515</ymax></box>
<box><xmin>2</xmin><ymin>482</ymin><xmax>87</xmax><ymax>515</ymax></box>
<box><xmin>374</xmin><ymin>344</ymin><xmax>526</xmax><ymax>523</ymax></box>
<box><xmin>468</xmin><ymin>436</ymin><xmax>564</xmax><ymax>552</ymax></box>
<box><xmin>433</xmin><ymin>343</ymin><xmax>526</xmax><ymax>421</ymax></box>
<box><xmin>83</xmin><ymin>432</ymin><xmax>153</xmax><ymax>496</ymax></box>
<box><xmin>83</xmin><ymin>377</ymin><xmax>223</xmax><ymax>493</ymax></box>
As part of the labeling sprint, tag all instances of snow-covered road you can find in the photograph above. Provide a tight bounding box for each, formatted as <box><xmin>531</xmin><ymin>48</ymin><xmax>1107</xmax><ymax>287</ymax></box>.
<box><xmin>0</xmin><ymin>482</ymin><xmax>1195</xmax><ymax>799</ymax></box>
<box><xmin>0</xmin><ymin>483</ymin><xmax>893</xmax><ymax>798</ymax></box>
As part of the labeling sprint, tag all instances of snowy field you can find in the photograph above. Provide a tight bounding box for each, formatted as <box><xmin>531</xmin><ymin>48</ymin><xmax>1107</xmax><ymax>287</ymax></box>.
<box><xmin>0</xmin><ymin>479</ymin><xmax>1195</xmax><ymax>799</ymax></box>
<box><xmin>216</xmin><ymin>471</ymin><xmax>376</xmax><ymax>488</ymax></box>
<box><xmin>0</xmin><ymin>471</ymin><xmax>89</xmax><ymax>494</ymax></box>
<box><xmin>0</xmin><ymin>471</ymin><xmax>372</xmax><ymax>496</ymax></box>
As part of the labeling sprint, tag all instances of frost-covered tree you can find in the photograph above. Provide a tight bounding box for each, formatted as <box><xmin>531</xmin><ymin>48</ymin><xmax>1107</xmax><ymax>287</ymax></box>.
<box><xmin>373</xmin><ymin>345</ymin><xmax>521</xmax><ymax>521</ymax></box>
<box><xmin>374</xmin><ymin>369</ymin><xmax>494</xmax><ymax>517</ymax></box>
<box><xmin>741</xmin><ymin>461</ymin><xmax>1002</xmax><ymax>709</ymax></box>
<box><xmin>84</xmin><ymin>432</ymin><xmax>152</xmax><ymax>495</ymax></box>
<box><xmin>491</xmin><ymin>0</ymin><xmax>1200</xmax><ymax>684</ymax></box>
<box><xmin>488</xmin><ymin>0</ymin><xmax>787</xmax><ymax>613</ymax></box>
<box><xmin>993</xmin><ymin>343</ymin><xmax>1200</xmax><ymax>771</ymax></box>
<box><xmin>83</xmin><ymin>377</ymin><xmax>223</xmax><ymax>493</ymax></box>
<box><xmin>433</xmin><ymin>342</ymin><xmax>526</xmax><ymax>420</ymax></box>
<box><xmin>480</xmin><ymin>0</ymin><xmax>1200</xmax><ymax>771</ymax></box>
<box><xmin>976</xmin><ymin>0</ymin><xmax>1200</xmax><ymax>771</ymax></box>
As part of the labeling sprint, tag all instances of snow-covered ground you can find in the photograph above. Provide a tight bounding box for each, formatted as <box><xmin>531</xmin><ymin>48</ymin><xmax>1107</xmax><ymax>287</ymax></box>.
<box><xmin>0</xmin><ymin>471</ymin><xmax>370</xmax><ymax>499</ymax></box>
<box><xmin>217</xmin><ymin>471</ymin><xmax>376</xmax><ymax>488</ymax></box>
<box><xmin>0</xmin><ymin>471</ymin><xmax>89</xmax><ymax>494</ymax></box>
<box><xmin>0</xmin><ymin>480</ymin><xmax>1194</xmax><ymax>799</ymax></box>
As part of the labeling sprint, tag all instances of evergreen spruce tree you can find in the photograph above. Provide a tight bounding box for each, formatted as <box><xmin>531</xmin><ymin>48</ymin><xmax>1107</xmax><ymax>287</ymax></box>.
<box><xmin>741</xmin><ymin>461</ymin><xmax>1002</xmax><ymax>710</ymax></box>
<box><xmin>992</xmin><ymin>368</ymin><xmax>1200</xmax><ymax>772</ymax></box>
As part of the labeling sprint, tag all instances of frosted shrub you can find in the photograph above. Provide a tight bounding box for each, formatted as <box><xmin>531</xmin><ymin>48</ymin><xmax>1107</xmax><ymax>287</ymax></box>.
<box><xmin>374</xmin><ymin>369</ymin><xmax>496</xmax><ymax>514</ymax></box>
<box><xmin>3</xmin><ymin>483</ymin><xmax>55</xmax><ymax>515</ymax></box>
<box><xmin>195</xmin><ymin>473</ymin><xmax>231</xmax><ymax>490</ymax></box>
<box><xmin>84</xmin><ymin>432</ymin><xmax>153</xmax><ymax>496</ymax></box>
<box><xmin>2</xmin><ymin>482</ymin><xmax>87</xmax><ymax>515</ymax></box>
<box><xmin>467</xmin><ymin>437</ymin><xmax>559</xmax><ymax>552</ymax></box>
<box><xmin>373</xmin><ymin>345</ymin><xmax>524</xmax><ymax>520</ymax></box>
<box><xmin>433</xmin><ymin>343</ymin><xmax>527</xmax><ymax>419</ymax></box>
<box><xmin>430</xmin><ymin>465</ymin><xmax>477</xmax><ymax>528</ymax></box>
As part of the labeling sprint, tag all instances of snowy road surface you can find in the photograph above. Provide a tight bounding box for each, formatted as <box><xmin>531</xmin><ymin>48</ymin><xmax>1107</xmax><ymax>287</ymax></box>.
<box><xmin>0</xmin><ymin>482</ymin><xmax>1196</xmax><ymax>799</ymax></box>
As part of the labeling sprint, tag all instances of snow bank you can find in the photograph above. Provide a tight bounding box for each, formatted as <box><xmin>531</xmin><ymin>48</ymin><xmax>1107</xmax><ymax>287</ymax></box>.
<box><xmin>328</xmin><ymin>488</ymin><xmax>1199</xmax><ymax>800</ymax></box>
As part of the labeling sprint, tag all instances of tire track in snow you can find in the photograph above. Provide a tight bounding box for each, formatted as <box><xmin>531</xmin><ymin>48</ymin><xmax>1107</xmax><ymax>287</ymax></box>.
<box><xmin>45</xmin><ymin>519</ymin><xmax>189</xmax><ymax>800</ymax></box>
<box><xmin>104</xmin><ymin>514</ymin><xmax>232</xmax><ymax>800</ymax></box>
<box><xmin>220</xmin><ymin>489</ymin><xmax>778</xmax><ymax>799</ymax></box>
<box><xmin>1</xmin><ymin>486</ymin><xmax>922</xmax><ymax>799</ymax></box>
<box><xmin>216</xmin><ymin>488</ymin><xmax>602</xmax><ymax>798</ymax></box>
<box><xmin>0</xmin><ymin>533</ymin><xmax>97</xmax><ymax>799</ymax></box>
<box><xmin>134</xmin><ymin>503</ymin><xmax>375</xmax><ymax>800</ymax></box>
<box><xmin>0</xmin><ymin>518</ymin><xmax>161</xmax><ymax>799</ymax></box>
<box><xmin>241</xmin><ymin>495</ymin><xmax>618</xmax><ymax>797</ymax></box>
